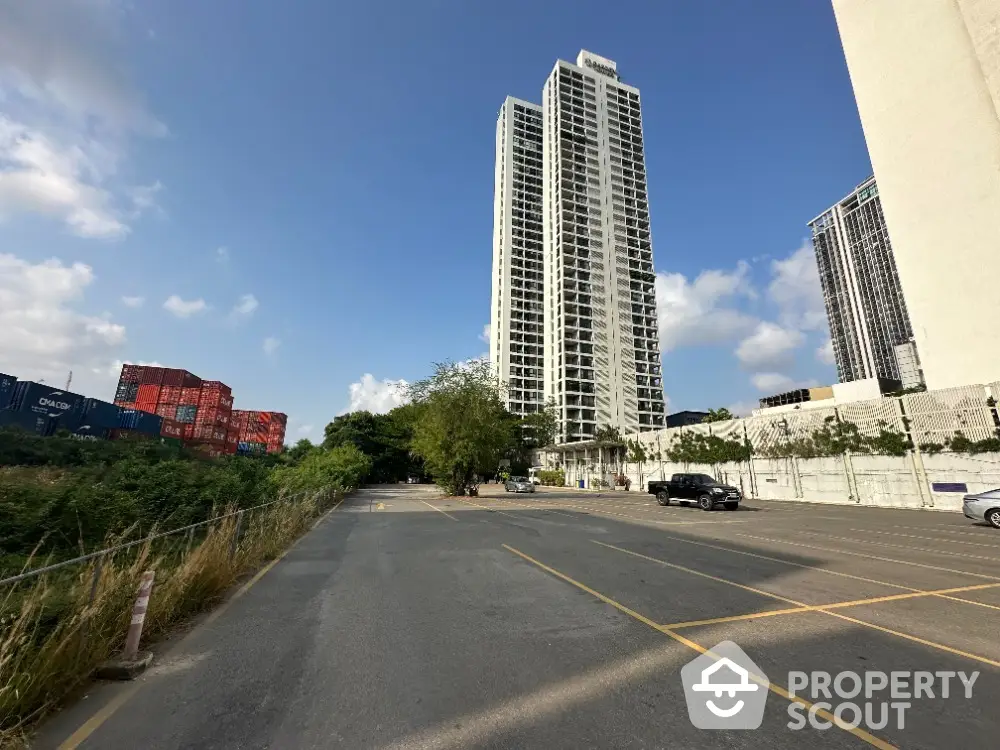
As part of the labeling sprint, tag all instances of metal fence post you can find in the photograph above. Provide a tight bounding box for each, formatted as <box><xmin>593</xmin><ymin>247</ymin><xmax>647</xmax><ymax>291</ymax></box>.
<box><xmin>229</xmin><ymin>511</ymin><xmax>244</xmax><ymax>561</ymax></box>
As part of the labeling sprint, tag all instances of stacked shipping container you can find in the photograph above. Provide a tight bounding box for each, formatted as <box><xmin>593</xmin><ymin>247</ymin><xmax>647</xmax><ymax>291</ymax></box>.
<box><xmin>230</xmin><ymin>410</ymin><xmax>287</xmax><ymax>454</ymax></box>
<box><xmin>114</xmin><ymin>365</ymin><xmax>230</xmax><ymax>450</ymax></box>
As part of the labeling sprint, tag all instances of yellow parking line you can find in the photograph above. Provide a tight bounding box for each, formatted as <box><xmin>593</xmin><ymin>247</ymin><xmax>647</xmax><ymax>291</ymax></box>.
<box><xmin>737</xmin><ymin>533</ymin><xmax>1000</xmax><ymax>581</ymax></box>
<box><xmin>454</xmin><ymin>497</ymin><xmax>521</xmax><ymax>518</ymax></box>
<box><xmin>653</xmin><ymin>532</ymin><xmax>920</xmax><ymax>591</ymax></box>
<box><xmin>792</xmin><ymin>530</ymin><xmax>1000</xmax><ymax>563</ymax></box>
<box><xmin>420</xmin><ymin>499</ymin><xmax>459</xmax><ymax>521</ymax></box>
<box><xmin>502</xmin><ymin>544</ymin><xmax>896</xmax><ymax>750</ymax></box>
<box><xmin>593</xmin><ymin>541</ymin><xmax>804</xmax><ymax>605</ymax></box>
<box><xmin>845</xmin><ymin>528</ymin><xmax>1000</xmax><ymax>550</ymax></box>
<box><xmin>596</xmin><ymin>541</ymin><xmax>1000</xmax><ymax>669</ymax></box>
<box><xmin>659</xmin><ymin>607</ymin><xmax>812</xmax><ymax>629</ymax></box>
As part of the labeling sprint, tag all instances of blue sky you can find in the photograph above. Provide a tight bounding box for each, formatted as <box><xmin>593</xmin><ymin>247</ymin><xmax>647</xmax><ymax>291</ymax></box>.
<box><xmin>0</xmin><ymin>0</ymin><xmax>871</xmax><ymax>439</ymax></box>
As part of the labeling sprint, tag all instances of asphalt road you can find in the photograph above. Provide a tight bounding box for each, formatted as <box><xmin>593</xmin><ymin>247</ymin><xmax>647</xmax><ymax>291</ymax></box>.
<box><xmin>38</xmin><ymin>485</ymin><xmax>1000</xmax><ymax>749</ymax></box>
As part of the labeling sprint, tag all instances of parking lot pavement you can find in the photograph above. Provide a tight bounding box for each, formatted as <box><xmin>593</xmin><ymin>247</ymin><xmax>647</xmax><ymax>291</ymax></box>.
<box><xmin>43</xmin><ymin>484</ymin><xmax>999</xmax><ymax>749</ymax></box>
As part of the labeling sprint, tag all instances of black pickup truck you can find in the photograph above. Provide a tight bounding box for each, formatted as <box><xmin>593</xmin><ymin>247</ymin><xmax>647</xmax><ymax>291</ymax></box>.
<box><xmin>647</xmin><ymin>473</ymin><xmax>741</xmax><ymax>511</ymax></box>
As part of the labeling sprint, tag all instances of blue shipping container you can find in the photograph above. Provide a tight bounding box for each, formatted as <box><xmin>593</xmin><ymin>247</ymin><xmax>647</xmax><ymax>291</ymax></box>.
<box><xmin>9</xmin><ymin>382</ymin><xmax>86</xmax><ymax>428</ymax></box>
<box><xmin>0</xmin><ymin>373</ymin><xmax>16</xmax><ymax>410</ymax></box>
<box><xmin>0</xmin><ymin>409</ymin><xmax>59</xmax><ymax>436</ymax></box>
<box><xmin>82</xmin><ymin>398</ymin><xmax>122</xmax><ymax>429</ymax></box>
<box><xmin>176</xmin><ymin>405</ymin><xmax>198</xmax><ymax>423</ymax></box>
<box><xmin>73</xmin><ymin>423</ymin><xmax>110</xmax><ymax>441</ymax></box>
<box><xmin>118</xmin><ymin>409</ymin><xmax>163</xmax><ymax>435</ymax></box>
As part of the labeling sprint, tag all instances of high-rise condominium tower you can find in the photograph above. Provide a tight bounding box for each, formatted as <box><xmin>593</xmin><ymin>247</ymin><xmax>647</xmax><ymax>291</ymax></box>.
<box><xmin>540</xmin><ymin>51</ymin><xmax>665</xmax><ymax>442</ymax></box>
<box><xmin>832</xmin><ymin>0</ymin><xmax>1000</xmax><ymax>390</ymax></box>
<box><xmin>492</xmin><ymin>51</ymin><xmax>666</xmax><ymax>443</ymax></box>
<box><xmin>809</xmin><ymin>176</ymin><xmax>918</xmax><ymax>385</ymax></box>
<box><xmin>490</xmin><ymin>97</ymin><xmax>545</xmax><ymax>415</ymax></box>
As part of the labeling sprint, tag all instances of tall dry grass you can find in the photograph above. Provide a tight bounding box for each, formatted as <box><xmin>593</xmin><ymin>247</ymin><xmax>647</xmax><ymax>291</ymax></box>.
<box><xmin>0</xmin><ymin>488</ymin><xmax>340</xmax><ymax>738</ymax></box>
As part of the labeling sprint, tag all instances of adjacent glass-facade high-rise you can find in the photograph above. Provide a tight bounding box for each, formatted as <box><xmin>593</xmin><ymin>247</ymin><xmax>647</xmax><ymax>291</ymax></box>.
<box><xmin>492</xmin><ymin>51</ymin><xmax>665</xmax><ymax>443</ymax></box>
<box><xmin>809</xmin><ymin>176</ymin><xmax>917</xmax><ymax>384</ymax></box>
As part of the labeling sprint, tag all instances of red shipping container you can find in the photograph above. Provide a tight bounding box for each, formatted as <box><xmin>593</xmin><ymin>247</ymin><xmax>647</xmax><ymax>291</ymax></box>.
<box><xmin>139</xmin><ymin>367</ymin><xmax>165</xmax><ymax>385</ymax></box>
<box><xmin>223</xmin><ymin>443</ymin><xmax>237</xmax><ymax>455</ymax></box>
<box><xmin>155</xmin><ymin>404</ymin><xmax>177</xmax><ymax>419</ymax></box>
<box><xmin>120</xmin><ymin>364</ymin><xmax>141</xmax><ymax>383</ymax></box>
<box><xmin>201</xmin><ymin>380</ymin><xmax>232</xmax><ymax>396</ymax></box>
<box><xmin>192</xmin><ymin>425</ymin><xmax>225</xmax><ymax>443</ymax></box>
<box><xmin>194</xmin><ymin>407</ymin><xmax>230</xmax><ymax>427</ymax></box>
<box><xmin>159</xmin><ymin>386</ymin><xmax>182</xmax><ymax>404</ymax></box>
<box><xmin>113</xmin><ymin>400</ymin><xmax>133</xmax><ymax>408</ymax></box>
<box><xmin>198</xmin><ymin>390</ymin><xmax>233</xmax><ymax>410</ymax></box>
<box><xmin>180</xmin><ymin>387</ymin><xmax>201</xmax><ymax>405</ymax></box>
<box><xmin>183</xmin><ymin>424</ymin><xmax>195</xmax><ymax>440</ymax></box>
<box><xmin>160</xmin><ymin>418</ymin><xmax>184</xmax><ymax>439</ymax></box>
<box><xmin>137</xmin><ymin>384</ymin><xmax>161</xmax><ymax>402</ymax></box>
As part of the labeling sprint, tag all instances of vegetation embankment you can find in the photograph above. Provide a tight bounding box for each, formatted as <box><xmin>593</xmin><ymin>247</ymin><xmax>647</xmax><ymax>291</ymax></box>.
<box><xmin>0</xmin><ymin>429</ymin><xmax>370</xmax><ymax>737</ymax></box>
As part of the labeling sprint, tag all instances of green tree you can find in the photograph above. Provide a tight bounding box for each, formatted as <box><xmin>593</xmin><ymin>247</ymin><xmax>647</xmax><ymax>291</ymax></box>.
<box><xmin>593</xmin><ymin>425</ymin><xmax>625</xmax><ymax>479</ymax></box>
<box><xmin>702</xmin><ymin>408</ymin><xmax>734</xmax><ymax>423</ymax></box>
<box><xmin>408</xmin><ymin>360</ymin><xmax>517</xmax><ymax>495</ymax></box>
<box><xmin>323</xmin><ymin>408</ymin><xmax>421</xmax><ymax>482</ymax></box>
<box><xmin>521</xmin><ymin>400</ymin><xmax>559</xmax><ymax>451</ymax></box>
<box><xmin>287</xmin><ymin>438</ymin><xmax>317</xmax><ymax>462</ymax></box>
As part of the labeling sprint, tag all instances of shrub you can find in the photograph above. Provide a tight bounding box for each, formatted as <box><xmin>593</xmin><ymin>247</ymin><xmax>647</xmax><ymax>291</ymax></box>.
<box><xmin>536</xmin><ymin>469</ymin><xmax>565</xmax><ymax>486</ymax></box>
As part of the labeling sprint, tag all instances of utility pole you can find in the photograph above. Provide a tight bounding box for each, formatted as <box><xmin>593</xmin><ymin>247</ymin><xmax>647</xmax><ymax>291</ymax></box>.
<box><xmin>66</xmin><ymin>370</ymin><xmax>73</xmax><ymax>391</ymax></box>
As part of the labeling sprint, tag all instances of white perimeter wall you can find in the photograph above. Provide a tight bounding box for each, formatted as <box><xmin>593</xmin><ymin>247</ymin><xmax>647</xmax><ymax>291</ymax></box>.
<box><xmin>561</xmin><ymin>451</ymin><xmax>1000</xmax><ymax>512</ymax></box>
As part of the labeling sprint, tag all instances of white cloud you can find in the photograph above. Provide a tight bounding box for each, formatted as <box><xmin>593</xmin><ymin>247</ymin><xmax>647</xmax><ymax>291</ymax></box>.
<box><xmin>655</xmin><ymin>262</ymin><xmax>757</xmax><ymax>351</ymax></box>
<box><xmin>479</xmin><ymin>323</ymin><xmax>491</xmax><ymax>345</ymax></box>
<box><xmin>727</xmin><ymin>400</ymin><xmax>759</xmax><ymax>418</ymax></box>
<box><xmin>0</xmin><ymin>117</ymin><xmax>127</xmax><ymax>237</ymax></box>
<box><xmin>816</xmin><ymin>338</ymin><xmax>836</xmax><ymax>365</ymax></box>
<box><xmin>163</xmin><ymin>295</ymin><xmax>206</xmax><ymax>318</ymax></box>
<box><xmin>344</xmin><ymin>374</ymin><xmax>410</xmax><ymax>414</ymax></box>
<box><xmin>0</xmin><ymin>2</ymin><xmax>164</xmax><ymax>237</ymax></box>
<box><xmin>215</xmin><ymin>246</ymin><xmax>229</xmax><ymax>264</ymax></box>
<box><xmin>751</xmin><ymin>372</ymin><xmax>817</xmax><ymax>393</ymax></box>
<box><xmin>735</xmin><ymin>321</ymin><xmax>805</xmax><ymax>370</ymax></box>
<box><xmin>768</xmin><ymin>242</ymin><xmax>826</xmax><ymax>331</ymax></box>
<box><xmin>121</xmin><ymin>295</ymin><xmax>144</xmax><ymax>308</ymax></box>
<box><xmin>230</xmin><ymin>293</ymin><xmax>258</xmax><ymax>319</ymax></box>
<box><xmin>0</xmin><ymin>253</ymin><xmax>127</xmax><ymax>398</ymax></box>
<box><xmin>262</xmin><ymin>336</ymin><xmax>281</xmax><ymax>356</ymax></box>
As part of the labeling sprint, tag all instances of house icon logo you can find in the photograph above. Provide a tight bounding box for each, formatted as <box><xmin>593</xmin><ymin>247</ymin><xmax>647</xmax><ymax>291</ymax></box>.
<box><xmin>681</xmin><ymin>641</ymin><xmax>769</xmax><ymax>729</ymax></box>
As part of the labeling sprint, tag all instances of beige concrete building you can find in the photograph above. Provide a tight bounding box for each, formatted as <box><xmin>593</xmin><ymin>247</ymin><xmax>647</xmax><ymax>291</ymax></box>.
<box><xmin>831</xmin><ymin>0</ymin><xmax>1000</xmax><ymax>390</ymax></box>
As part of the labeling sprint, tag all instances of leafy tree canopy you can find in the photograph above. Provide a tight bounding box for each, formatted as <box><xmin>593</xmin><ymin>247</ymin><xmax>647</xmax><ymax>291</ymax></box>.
<box><xmin>408</xmin><ymin>360</ymin><xmax>517</xmax><ymax>495</ymax></box>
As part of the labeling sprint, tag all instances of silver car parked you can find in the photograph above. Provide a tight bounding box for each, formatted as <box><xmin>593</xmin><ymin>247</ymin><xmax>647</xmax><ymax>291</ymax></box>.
<box><xmin>963</xmin><ymin>489</ymin><xmax>1000</xmax><ymax>528</ymax></box>
<box><xmin>505</xmin><ymin>476</ymin><xmax>535</xmax><ymax>493</ymax></box>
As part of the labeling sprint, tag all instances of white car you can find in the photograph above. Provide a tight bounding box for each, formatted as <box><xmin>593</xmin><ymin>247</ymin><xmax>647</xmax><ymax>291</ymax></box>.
<box><xmin>963</xmin><ymin>489</ymin><xmax>1000</xmax><ymax>528</ymax></box>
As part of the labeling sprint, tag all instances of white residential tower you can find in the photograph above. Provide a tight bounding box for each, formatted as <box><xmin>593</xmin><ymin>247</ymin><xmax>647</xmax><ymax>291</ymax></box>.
<box><xmin>491</xmin><ymin>97</ymin><xmax>545</xmax><ymax>415</ymax></box>
<box><xmin>491</xmin><ymin>51</ymin><xmax>666</xmax><ymax>443</ymax></box>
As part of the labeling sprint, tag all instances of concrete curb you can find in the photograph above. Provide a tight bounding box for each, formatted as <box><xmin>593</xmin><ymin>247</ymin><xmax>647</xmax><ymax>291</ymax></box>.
<box><xmin>94</xmin><ymin>651</ymin><xmax>153</xmax><ymax>681</ymax></box>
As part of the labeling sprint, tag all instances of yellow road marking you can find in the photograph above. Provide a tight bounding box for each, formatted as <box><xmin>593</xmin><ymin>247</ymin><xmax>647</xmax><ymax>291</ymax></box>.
<box><xmin>596</xmin><ymin>541</ymin><xmax>1000</xmax><ymax>669</ymax></box>
<box><xmin>592</xmin><ymin>541</ymin><xmax>804</xmax><ymax>605</ymax></box>
<box><xmin>737</xmin><ymin>533</ymin><xmax>1000</xmax><ymax>581</ymax></box>
<box><xmin>502</xmin><ymin>544</ymin><xmax>896</xmax><ymax>750</ymax></box>
<box><xmin>846</xmin><ymin>528</ymin><xmax>1000</xmax><ymax>549</ymax></box>
<box><xmin>488</xmin><ymin>497</ymin><xmax>579</xmax><ymax>519</ymax></box>
<box><xmin>455</xmin><ymin>497</ymin><xmax>521</xmax><ymax>518</ymax></box>
<box><xmin>58</xmin><ymin>496</ymin><xmax>348</xmax><ymax>749</ymax></box>
<box><xmin>660</xmin><ymin>607</ymin><xmax>813</xmax><ymax>629</ymax></box>
<box><xmin>648</xmin><ymin>532</ymin><xmax>920</xmax><ymax>591</ymax></box>
<box><xmin>420</xmin><ymin>499</ymin><xmax>459</xmax><ymax>521</ymax></box>
<box><xmin>791</xmin><ymin>530</ymin><xmax>1000</xmax><ymax>563</ymax></box>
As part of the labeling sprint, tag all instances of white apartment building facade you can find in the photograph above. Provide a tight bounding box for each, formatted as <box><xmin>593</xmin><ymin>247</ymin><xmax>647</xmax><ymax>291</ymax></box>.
<box><xmin>542</xmin><ymin>51</ymin><xmax>665</xmax><ymax>442</ymax></box>
<box><xmin>492</xmin><ymin>51</ymin><xmax>666</xmax><ymax>443</ymax></box>
<box><xmin>809</xmin><ymin>176</ymin><xmax>919</xmax><ymax>386</ymax></box>
<box><xmin>491</xmin><ymin>98</ymin><xmax>546</xmax><ymax>415</ymax></box>
<box><xmin>832</xmin><ymin>0</ymin><xmax>1000</xmax><ymax>390</ymax></box>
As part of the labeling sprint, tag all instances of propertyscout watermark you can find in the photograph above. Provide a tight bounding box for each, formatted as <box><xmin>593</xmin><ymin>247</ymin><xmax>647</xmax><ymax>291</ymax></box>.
<box><xmin>681</xmin><ymin>641</ymin><xmax>979</xmax><ymax>733</ymax></box>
